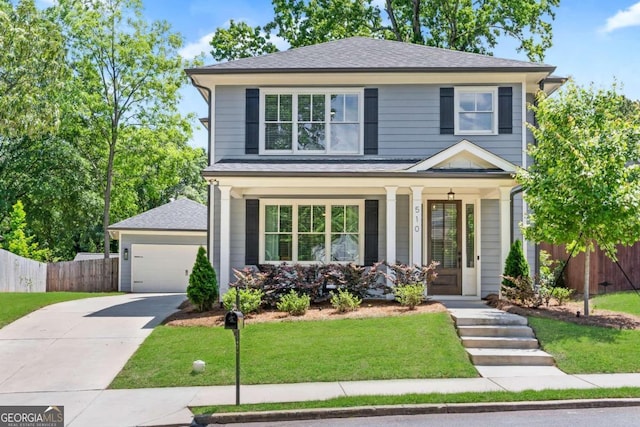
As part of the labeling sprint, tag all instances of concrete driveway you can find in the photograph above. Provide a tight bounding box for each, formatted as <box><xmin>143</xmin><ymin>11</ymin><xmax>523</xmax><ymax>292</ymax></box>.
<box><xmin>0</xmin><ymin>293</ymin><xmax>185</xmax><ymax>393</ymax></box>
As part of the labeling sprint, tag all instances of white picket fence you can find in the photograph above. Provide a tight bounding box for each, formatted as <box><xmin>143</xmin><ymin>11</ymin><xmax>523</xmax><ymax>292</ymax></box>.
<box><xmin>0</xmin><ymin>249</ymin><xmax>47</xmax><ymax>292</ymax></box>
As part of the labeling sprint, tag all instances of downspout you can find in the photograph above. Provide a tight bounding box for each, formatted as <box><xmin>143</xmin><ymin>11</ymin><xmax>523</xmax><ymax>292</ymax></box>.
<box><xmin>189</xmin><ymin>77</ymin><xmax>213</xmax><ymax>261</ymax></box>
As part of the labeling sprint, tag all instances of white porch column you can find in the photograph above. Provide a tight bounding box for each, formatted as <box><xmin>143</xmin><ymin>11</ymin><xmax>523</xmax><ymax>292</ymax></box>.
<box><xmin>411</xmin><ymin>186</ymin><xmax>423</xmax><ymax>266</ymax></box>
<box><xmin>499</xmin><ymin>187</ymin><xmax>511</xmax><ymax>278</ymax></box>
<box><xmin>385</xmin><ymin>186</ymin><xmax>397</xmax><ymax>264</ymax></box>
<box><xmin>208</xmin><ymin>184</ymin><xmax>215</xmax><ymax>268</ymax></box>
<box><xmin>219</xmin><ymin>185</ymin><xmax>232</xmax><ymax>295</ymax></box>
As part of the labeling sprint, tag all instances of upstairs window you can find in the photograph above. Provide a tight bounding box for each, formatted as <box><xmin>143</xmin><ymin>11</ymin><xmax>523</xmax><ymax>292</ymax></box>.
<box><xmin>454</xmin><ymin>87</ymin><xmax>498</xmax><ymax>135</ymax></box>
<box><xmin>261</xmin><ymin>89</ymin><xmax>363</xmax><ymax>154</ymax></box>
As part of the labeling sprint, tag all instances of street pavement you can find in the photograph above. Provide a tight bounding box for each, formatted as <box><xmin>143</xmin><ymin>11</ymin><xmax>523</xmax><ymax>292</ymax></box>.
<box><xmin>2</xmin><ymin>295</ymin><xmax>640</xmax><ymax>426</ymax></box>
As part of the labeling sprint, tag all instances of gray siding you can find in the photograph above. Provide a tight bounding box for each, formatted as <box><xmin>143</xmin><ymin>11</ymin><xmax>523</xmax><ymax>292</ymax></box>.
<box><xmin>213</xmin><ymin>84</ymin><xmax>524</xmax><ymax>164</ymax></box>
<box><xmin>119</xmin><ymin>234</ymin><xmax>206</xmax><ymax>292</ymax></box>
<box><xmin>481</xmin><ymin>199</ymin><xmax>500</xmax><ymax>297</ymax></box>
<box><xmin>377</xmin><ymin>84</ymin><xmax>523</xmax><ymax>164</ymax></box>
<box><xmin>214</xmin><ymin>86</ymin><xmax>246</xmax><ymax>161</ymax></box>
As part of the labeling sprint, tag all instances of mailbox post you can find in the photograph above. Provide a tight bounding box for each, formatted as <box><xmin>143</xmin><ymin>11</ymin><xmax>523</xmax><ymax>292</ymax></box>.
<box><xmin>224</xmin><ymin>288</ymin><xmax>244</xmax><ymax>406</ymax></box>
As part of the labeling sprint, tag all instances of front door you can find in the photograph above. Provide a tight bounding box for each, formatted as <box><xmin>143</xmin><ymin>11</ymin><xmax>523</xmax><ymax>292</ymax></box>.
<box><xmin>428</xmin><ymin>201</ymin><xmax>462</xmax><ymax>295</ymax></box>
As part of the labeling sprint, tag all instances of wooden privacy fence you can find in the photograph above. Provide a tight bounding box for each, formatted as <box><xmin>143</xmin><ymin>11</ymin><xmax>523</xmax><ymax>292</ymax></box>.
<box><xmin>0</xmin><ymin>249</ymin><xmax>47</xmax><ymax>292</ymax></box>
<box><xmin>47</xmin><ymin>258</ymin><xmax>118</xmax><ymax>292</ymax></box>
<box><xmin>540</xmin><ymin>242</ymin><xmax>640</xmax><ymax>295</ymax></box>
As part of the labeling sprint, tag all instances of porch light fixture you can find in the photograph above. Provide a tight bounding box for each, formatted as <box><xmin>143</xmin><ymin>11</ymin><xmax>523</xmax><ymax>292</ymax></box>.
<box><xmin>124</xmin><ymin>248</ymin><xmax>129</xmax><ymax>261</ymax></box>
<box><xmin>447</xmin><ymin>188</ymin><xmax>455</xmax><ymax>200</ymax></box>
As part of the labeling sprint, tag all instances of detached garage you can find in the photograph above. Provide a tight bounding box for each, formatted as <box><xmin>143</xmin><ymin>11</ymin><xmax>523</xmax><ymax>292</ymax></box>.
<box><xmin>109</xmin><ymin>198</ymin><xmax>207</xmax><ymax>293</ymax></box>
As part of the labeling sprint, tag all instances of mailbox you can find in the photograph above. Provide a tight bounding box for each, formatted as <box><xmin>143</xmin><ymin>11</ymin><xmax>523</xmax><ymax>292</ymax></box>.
<box><xmin>224</xmin><ymin>310</ymin><xmax>244</xmax><ymax>330</ymax></box>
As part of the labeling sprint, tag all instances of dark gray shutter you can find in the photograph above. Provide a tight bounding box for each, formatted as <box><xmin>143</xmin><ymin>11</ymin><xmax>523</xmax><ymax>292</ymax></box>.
<box><xmin>245</xmin><ymin>199</ymin><xmax>259</xmax><ymax>265</ymax></box>
<box><xmin>440</xmin><ymin>87</ymin><xmax>454</xmax><ymax>134</ymax></box>
<box><xmin>498</xmin><ymin>87</ymin><xmax>513</xmax><ymax>134</ymax></box>
<box><xmin>364</xmin><ymin>88</ymin><xmax>378</xmax><ymax>155</ymax></box>
<box><xmin>245</xmin><ymin>88</ymin><xmax>259</xmax><ymax>154</ymax></box>
<box><xmin>364</xmin><ymin>200</ymin><xmax>378</xmax><ymax>266</ymax></box>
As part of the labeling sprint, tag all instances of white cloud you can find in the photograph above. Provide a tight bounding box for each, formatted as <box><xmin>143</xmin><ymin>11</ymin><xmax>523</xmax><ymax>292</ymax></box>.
<box><xmin>179</xmin><ymin>32</ymin><xmax>215</xmax><ymax>60</ymax></box>
<box><xmin>602</xmin><ymin>2</ymin><xmax>640</xmax><ymax>33</ymax></box>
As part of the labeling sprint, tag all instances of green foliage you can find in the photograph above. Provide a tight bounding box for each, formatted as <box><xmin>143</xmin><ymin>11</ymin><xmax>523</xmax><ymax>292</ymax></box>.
<box><xmin>1</xmin><ymin>201</ymin><xmax>51</xmax><ymax>261</ymax></box>
<box><xmin>330</xmin><ymin>289</ymin><xmax>362</xmax><ymax>313</ymax></box>
<box><xmin>394</xmin><ymin>283</ymin><xmax>426</xmax><ymax>310</ymax></box>
<box><xmin>0</xmin><ymin>0</ymin><xmax>67</xmax><ymax>139</ymax></box>
<box><xmin>276</xmin><ymin>290</ymin><xmax>311</xmax><ymax>316</ymax></box>
<box><xmin>209</xmin><ymin>0</ymin><xmax>559</xmax><ymax>62</ymax></box>
<box><xmin>519</xmin><ymin>81</ymin><xmax>640</xmax><ymax>314</ymax></box>
<box><xmin>551</xmin><ymin>287</ymin><xmax>574</xmax><ymax>306</ymax></box>
<box><xmin>222</xmin><ymin>288</ymin><xmax>264</xmax><ymax>314</ymax></box>
<box><xmin>187</xmin><ymin>247</ymin><xmax>218</xmax><ymax>312</ymax></box>
<box><xmin>502</xmin><ymin>240</ymin><xmax>530</xmax><ymax>287</ymax></box>
<box><xmin>501</xmin><ymin>275</ymin><xmax>541</xmax><ymax>308</ymax></box>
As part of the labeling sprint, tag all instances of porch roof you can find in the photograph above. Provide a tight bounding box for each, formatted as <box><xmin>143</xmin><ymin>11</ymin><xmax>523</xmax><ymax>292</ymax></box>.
<box><xmin>202</xmin><ymin>158</ymin><xmax>513</xmax><ymax>179</ymax></box>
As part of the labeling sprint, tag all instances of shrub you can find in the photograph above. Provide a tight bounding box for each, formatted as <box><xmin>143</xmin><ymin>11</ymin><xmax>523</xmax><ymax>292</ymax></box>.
<box><xmin>394</xmin><ymin>283</ymin><xmax>426</xmax><ymax>310</ymax></box>
<box><xmin>187</xmin><ymin>247</ymin><xmax>218</xmax><ymax>312</ymax></box>
<box><xmin>502</xmin><ymin>240</ymin><xmax>530</xmax><ymax>287</ymax></box>
<box><xmin>552</xmin><ymin>287</ymin><xmax>574</xmax><ymax>306</ymax></box>
<box><xmin>501</xmin><ymin>275</ymin><xmax>542</xmax><ymax>308</ymax></box>
<box><xmin>222</xmin><ymin>287</ymin><xmax>264</xmax><ymax>314</ymax></box>
<box><xmin>330</xmin><ymin>289</ymin><xmax>362</xmax><ymax>313</ymax></box>
<box><xmin>259</xmin><ymin>263</ymin><xmax>322</xmax><ymax>307</ymax></box>
<box><xmin>276</xmin><ymin>290</ymin><xmax>310</xmax><ymax>316</ymax></box>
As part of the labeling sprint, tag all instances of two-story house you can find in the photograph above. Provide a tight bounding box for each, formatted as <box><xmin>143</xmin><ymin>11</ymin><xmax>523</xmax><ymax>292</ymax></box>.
<box><xmin>185</xmin><ymin>37</ymin><xmax>563</xmax><ymax>299</ymax></box>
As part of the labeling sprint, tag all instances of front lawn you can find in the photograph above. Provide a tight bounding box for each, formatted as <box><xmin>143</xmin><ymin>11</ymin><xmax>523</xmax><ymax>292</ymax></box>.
<box><xmin>530</xmin><ymin>316</ymin><xmax>640</xmax><ymax>373</ymax></box>
<box><xmin>592</xmin><ymin>291</ymin><xmax>640</xmax><ymax>317</ymax></box>
<box><xmin>0</xmin><ymin>292</ymin><xmax>120</xmax><ymax>328</ymax></box>
<box><xmin>110</xmin><ymin>312</ymin><xmax>477</xmax><ymax>389</ymax></box>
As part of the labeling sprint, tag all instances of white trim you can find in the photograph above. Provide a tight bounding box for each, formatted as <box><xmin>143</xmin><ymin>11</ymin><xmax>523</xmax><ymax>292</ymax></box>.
<box><xmin>405</xmin><ymin>139</ymin><xmax>518</xmax><ymax>173</ymax></box>
<box><xmin>385</xmin><ymin>187</ymin><xmax>397</xmax><ymax>264</ymax></box>
<box><xmin>209</xmin><ymin>184</ymin><xmax>215</xmax><ymax>271</ymax></box>
<box><xmin>219</xmin><ymin>186</ymin><xmax>231</xmax><ymax>294</ymax></box>
<box><xmin>410</xmin><ymin>187</ymin><xmax>423</xmax><ymax>266</ymax></box>
<box><xmin>111</xmin><ymin>230</ymin><xmax>207</xmax><ymax>237</ymax></box>
<box><xmin>454</xmin><ymin>86</ymin><xmax>498</xmax><ymax>135</ymax></box>
<box><xmin>499</xmin><ymin>187</ymin><xmax>511</xmax><ymax>282</ymax></box>
<box><xmin>259</xmin><ymin>88</ymin><xmax>364</xmax><ymax>155</ymax></box>
<box><xmin>258</xmin><ymin>199</ymin><xmax>365</xmax><ymax>264</ymax></box>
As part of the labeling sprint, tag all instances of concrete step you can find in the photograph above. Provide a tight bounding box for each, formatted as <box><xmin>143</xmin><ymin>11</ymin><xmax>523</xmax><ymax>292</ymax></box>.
<box><xmin>466</xmin><ymin>348</ymin><xmax>555</xmax><ymax>366</ymax></box>
<box><xmin>460</xmin><ymin>336</ymin><xmax>539</xmax><ymax>349</ymax></box>
<box><xmin>450</xmin><ymin>310</ymin><xmax>528</xmax><ymax>326</ymax></box>
<box><xmin>457</xmin><ymin>325</ymin><xmax>535</xmax><ymax>338</ymax></box>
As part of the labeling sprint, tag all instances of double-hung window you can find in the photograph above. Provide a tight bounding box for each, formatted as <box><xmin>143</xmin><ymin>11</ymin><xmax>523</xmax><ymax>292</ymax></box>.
<box><xmin>261</xmin><ymin>89</ymin><xmax>363</xmax><ymax>154</ymax></box>
<box><xmin>261</xmin><ymin>201</ymin><xmax>363</xmax><ymax>264</ymax></box>
<box><xmin>454</xmin><ymin>87</ymin><xmax>498</xmax><ymax>135</ymax></box>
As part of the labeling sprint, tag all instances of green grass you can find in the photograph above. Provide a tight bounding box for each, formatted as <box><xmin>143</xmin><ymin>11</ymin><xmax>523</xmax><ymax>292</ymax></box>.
<box><xmin>110</xmin><ymin>312</ymin><xmax>477</xmax><ymax>389</ymax></box>
<box><xmin>592</xmin><ymin>291</ymin><xmax>640</xmax><ymax>316</ymax></box>
<box><xmin>0</xmin><ymin>292</ymin><xmax>121</xmax><ymax>328</ymax></box>
<box><xmin>530</xmin><ymin>316</ymin><xmax>640</xmax><ymax>373</ymax></box>
<box><xmin>193</xmin><ymin>387</ymin><xmax>640</xmax><ymax>414</ymax></box>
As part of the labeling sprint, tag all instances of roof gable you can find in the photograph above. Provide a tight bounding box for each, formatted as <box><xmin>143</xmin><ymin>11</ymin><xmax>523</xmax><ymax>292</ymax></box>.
<box><xmin>109</xmin><ymin>198</ymin><xmax>207</xmax><ymax>232</ymax></box>
<box><xmin>405</xmin><ymin>140</ymin><xmax>517</xmax><ymax>173</ymax></box>
<box><xmin>187</xmin><ymin>37</ymin><xmax>554</xmax><ymax>75</ymax></box>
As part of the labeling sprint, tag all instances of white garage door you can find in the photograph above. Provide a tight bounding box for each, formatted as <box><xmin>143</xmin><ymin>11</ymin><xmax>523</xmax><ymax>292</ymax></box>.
<box><xmin>131</xmin><ymin>244</ymin><xmax>200</xmax><ymax>293</ymax></box>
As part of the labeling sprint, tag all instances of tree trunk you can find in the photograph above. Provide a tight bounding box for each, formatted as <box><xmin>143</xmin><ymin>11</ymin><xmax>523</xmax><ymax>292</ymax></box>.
<box><xmin>583</xmin><ymin>247</ymin><xmax>590</xmax><ymax>316</ymax></box>
<box><xmin>103</xmin><ymin>142</ymin><xmax>116</xmax><ymax>259</ymax></box>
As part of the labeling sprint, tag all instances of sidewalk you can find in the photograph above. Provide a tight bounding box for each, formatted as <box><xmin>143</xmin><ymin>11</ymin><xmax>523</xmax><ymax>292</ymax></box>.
<box><xmin>3</xmin><ymin>374</ymin><xmax>640</xmax><ymax>426</ymax></box>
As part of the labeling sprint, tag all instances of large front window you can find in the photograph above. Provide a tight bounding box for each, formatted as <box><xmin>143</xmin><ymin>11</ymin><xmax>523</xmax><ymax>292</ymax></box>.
<box><xmin>261</xmin><ymin>201</ymin><xmax>363</xmax><ymax>263</ymax></box>
<box><xmin>261</xmin><ymin>89</ymin><xmax>363</xmax><ymax>154</ymax></box>
<box><xmin>454</xmin><ymin>87</ymin><xmax>498</xmax><ymax>135</ymax></box>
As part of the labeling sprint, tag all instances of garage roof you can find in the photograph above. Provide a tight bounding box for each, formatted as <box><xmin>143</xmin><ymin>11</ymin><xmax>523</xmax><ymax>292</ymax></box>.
<box><xmin>109</xmin><ymin>198</ymin><xmax>206</xmax><ymax>233</ymax></box>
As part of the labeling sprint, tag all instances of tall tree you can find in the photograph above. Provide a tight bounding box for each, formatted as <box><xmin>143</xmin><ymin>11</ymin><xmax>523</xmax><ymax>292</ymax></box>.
<box><xmin>0</xmin><ymin>0</ymin><xmax>67</xmax><ymax>140</ymax></box>
<box><xmin>210</xmin><ymin>0</ymin><xmax>559</xmax><ymax>62</ymax></box>
<box><xmin>1</xmin><ymin>200</ymin><xmax>51</xmax><ymax>261</ymax></box>
<box><xmin>518</xmin><ymin>81</ymin><xmax>640</xmax><ymax>316</ymax></box>
<box><xmin>56</xmin><ymin>0</ymin><xmax>194</xmax><ymax>258</ymax></box>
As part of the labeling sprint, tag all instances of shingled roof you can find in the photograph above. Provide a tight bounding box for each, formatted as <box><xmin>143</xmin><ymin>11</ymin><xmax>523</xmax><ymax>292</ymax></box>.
<box><xmin>109</xmin><ymin>198</ymin><xmax>206</xmax><ymax>232</ymax></box>
<box><xmin>186</xmin><ymin>36</ymin><xmax>555</xmax><ymax>75</ymax></box>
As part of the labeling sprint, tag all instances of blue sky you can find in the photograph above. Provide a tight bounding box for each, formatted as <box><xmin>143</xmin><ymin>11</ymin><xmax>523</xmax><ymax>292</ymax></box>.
<box><xmin>40</xmin><ymin>1</ymin><xmax>640</xmax><ymax>149</ymax></box>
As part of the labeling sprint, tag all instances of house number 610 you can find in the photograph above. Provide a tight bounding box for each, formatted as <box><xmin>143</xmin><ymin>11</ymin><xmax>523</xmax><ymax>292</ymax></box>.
<box><xmin>414</xmin><ymin>205</ymin><xmax>421</xmax><ymax>233</ymax></box>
